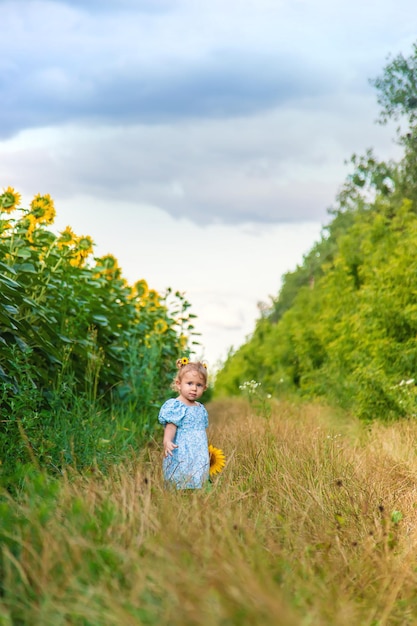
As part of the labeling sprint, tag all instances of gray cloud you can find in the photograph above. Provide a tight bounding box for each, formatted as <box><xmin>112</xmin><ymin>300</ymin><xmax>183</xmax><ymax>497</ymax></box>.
<box><xmin>2</xmin><ymin>94</ymin><xmax>398</xmax><ymax>226</ymax></box>
<box><xmin>0</xmin><ymin>0</ymin><xmax>412</xmax><ymax>229</ymax></box>
<box><xmin>0</xmin><ymin>0</ymin><xmax>350</xmax><ymax>141</ymax></box>
<box><xmin>0</xmin><ymin>46</ymin><xmax>333</xmax><ymax>139</ymax></box>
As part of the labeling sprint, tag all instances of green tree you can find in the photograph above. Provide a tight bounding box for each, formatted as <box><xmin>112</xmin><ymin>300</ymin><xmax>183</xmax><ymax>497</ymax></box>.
<box><xmin>371</xmin><ymin>43</ymin><xmax>417</xmax><ymax>127</ymax></box>
<box><xmin>215</xmin><ymin>41</ymin><xmax>417</xmax><ymax>420</ymax></box>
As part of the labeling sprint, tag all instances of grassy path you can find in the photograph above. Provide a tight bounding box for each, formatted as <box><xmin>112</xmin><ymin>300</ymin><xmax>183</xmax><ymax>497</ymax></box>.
<box><xmin>2</xmin><ymin>398</ymin><xmax>417</xmax><ymax>625</ymax></box>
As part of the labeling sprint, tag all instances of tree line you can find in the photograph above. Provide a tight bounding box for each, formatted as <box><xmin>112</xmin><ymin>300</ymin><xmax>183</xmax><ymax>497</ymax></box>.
<box><xmin>215</xmin><ymin>43</ymin><xmax>417</xmax><ymax>421</ymax></box>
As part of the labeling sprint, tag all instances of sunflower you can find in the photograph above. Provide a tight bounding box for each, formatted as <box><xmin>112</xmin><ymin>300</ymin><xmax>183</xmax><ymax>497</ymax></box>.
<box><xmin>57</xmin><ymin>225</ymin><xmax>77</xmax><ymax>248</ymax></box>
<box><xmin>21</xmin><ymin>214</ymin><xmax>38</xmax><ymax>242</ymax></box>
<box><xmin>154</xmin><ymin>318</ymin><xmax>168</xmax><ymax>334</ymax></box>
<box><xmin>133</xmin><ymin>279</ymin><xmax>149</xmax><ymax>299</ymax></box>
<box><xmin>76</xmin><ymin>236</ymin><xmax>94</xmax><ymax>261</ymax></box>
<box><xmin>94</xmin><ymin>254</ymin><xmax>121</xmax><ymax>280</ymax></box>
<box><xmin>180</xmin><ymin>356</ymin><xmax>189</xmax><ymax>366</ymax></box>
<box><xmin>30</xmin><ymin>193</ymin><xmax>56</xmax><ymax>225</ymax></box>
<box><xmin>147</xmin><ymin>289</ymin><xmax>160</xmax><ymax>305</ymax></box>
<box><xmin>78</xmin><ymin>235</ymin><xmax>94</xmax><ymax>254</ymax></box>
<box><xmin>208</xmin><ymin>444</ymin><xmax>226</xmax><ymax>476</ymax></box>
<box><xmin>1</xmin><ymin>186</ymin><xmax>21</xmax><ymax>213</ymax></box>
<box><xmin>178</xmin><ymin>334</ymin><xmax>188</xmax><ymax>350</ymax></box>
<box><xmin>0</xmin><ymin>220</ymin><xmax>11</xmax><ymax>234</ymax></box>
<box><xmin>69</xmin><ymin>236</ymin><xmax>94</xmax><ymax>267</ymax></box>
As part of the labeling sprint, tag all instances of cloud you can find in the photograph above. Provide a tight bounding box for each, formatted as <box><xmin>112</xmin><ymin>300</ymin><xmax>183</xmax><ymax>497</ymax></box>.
<box><xmin>1</xmin><ymin>0</ymin><xmax>375</xmax><ymax>140</ymax></box>
<box><xmin>1</xmin><ymin>32</ymin><xmax>333</xmax><ymax>139</ymax></box>
<box><xmin>0</xmin><ymin>0</ymin><xmax>412</xmax><ymax>227</ymax></box>
<box><xmin>1</xmin><ymin>88</ymin><xmax>400</xmax><ymax>227</ymax></box>
<box><xmin>90</xmin><ymin>49</ymin><xmax>328</xmax><ymax>119</ymax></box>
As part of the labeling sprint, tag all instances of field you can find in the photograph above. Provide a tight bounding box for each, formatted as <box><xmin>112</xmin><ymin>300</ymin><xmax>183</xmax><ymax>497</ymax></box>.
<box><xmin>2</xmin><ymin>398</ymin><xmax>417</xmax><ymax>625</ymax></box>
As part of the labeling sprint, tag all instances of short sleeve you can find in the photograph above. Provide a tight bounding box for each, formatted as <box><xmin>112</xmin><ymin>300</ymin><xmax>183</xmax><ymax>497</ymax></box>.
<box><xmin>158</xmin><ymin>398</ymin><xmax>187</xmax><ymax>426</ymax></box>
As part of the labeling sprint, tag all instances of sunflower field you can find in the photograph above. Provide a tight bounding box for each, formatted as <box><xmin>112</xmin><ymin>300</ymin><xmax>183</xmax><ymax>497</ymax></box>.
<box><xmin>0</xmin><ymin>187</ymin><xmax>197</xmax><ymax>484</ymax></box>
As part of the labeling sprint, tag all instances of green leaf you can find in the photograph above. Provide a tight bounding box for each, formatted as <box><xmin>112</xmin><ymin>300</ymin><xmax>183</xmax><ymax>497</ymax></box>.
<box><xmin>0</xmin><ymin>261</ymin><xmax>16</xmax><ymax>274</ymax></box>
<box><xmin>391</xmin><ymin>510</ymin><xmax>403</xmax><ymax>525</ymax></box>
<box><xmin>15</xmin><ymin>248</ymin><xmax>32</xmax><ymax>259</ymax></box>
<box><xmin>91</xmin><ymin>315</ymin><xmax>109</xmax><ymax>327</ymax></box>
<box><xmin>3</xmin><ymin>304</ymin><xmax>19</xmax><ymax>315</ymax></box>
<box><xmin>14</xmin><ymin>262</ymin><xmax>37</xmax><ymax>273</ymax></box>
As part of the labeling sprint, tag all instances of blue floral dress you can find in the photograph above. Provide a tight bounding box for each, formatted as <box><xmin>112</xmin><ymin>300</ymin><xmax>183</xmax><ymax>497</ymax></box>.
<box><xmin>158</xmin><ymin>398</ymin><xmax>209</xmax><ymax>489</ymax></box>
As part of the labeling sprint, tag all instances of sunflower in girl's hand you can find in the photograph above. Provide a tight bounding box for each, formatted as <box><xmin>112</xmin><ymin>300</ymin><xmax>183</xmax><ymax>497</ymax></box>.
<box><xmin>208</xmin><ymin>444</ymin><xmax>226</xmax><ymax>476</ymax></box>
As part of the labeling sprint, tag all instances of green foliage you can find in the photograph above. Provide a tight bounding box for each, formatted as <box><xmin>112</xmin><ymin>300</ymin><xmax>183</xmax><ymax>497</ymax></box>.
<box><xmin>216</xmin><ymin>193</ymin><xmax>417</xmax><ymax>419</ymax></box>
<box><xmin>215</xmin><ymin>41</ymin><xmax>417</xmax><ymax>421</ymax></box>
<box><xmin>370</xmin><ymin>42</ymin><xmax>417</xmax><ymax>127</ymax></box>
<box><xmin>0</xmin><ymin>188</ymin><xmax>197</xmax><ymax>482</ymax></box>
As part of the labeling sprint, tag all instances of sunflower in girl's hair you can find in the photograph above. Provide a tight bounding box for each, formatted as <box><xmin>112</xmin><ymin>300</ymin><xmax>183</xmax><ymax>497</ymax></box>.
<box><xmin>177</xmin><ymin>356</ymin><xmax>209</xmax><ymax>369</ymax></box>
<box><xmin>208</xmin><ymin>444</ymin><xmax>226</xmax><ymax>476</ymax></box>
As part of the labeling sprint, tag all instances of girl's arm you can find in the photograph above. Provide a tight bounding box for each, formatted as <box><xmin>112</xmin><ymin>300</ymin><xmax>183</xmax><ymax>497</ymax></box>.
<box><xmin>163</xmin><ymin>423</ymin><xmax>178</xmax><ymax>457</ymax></box>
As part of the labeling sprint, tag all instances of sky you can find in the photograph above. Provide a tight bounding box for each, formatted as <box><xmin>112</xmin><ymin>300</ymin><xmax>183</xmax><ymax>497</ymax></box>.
<box><xmin>1</xmin><ymin>0</ymin><xmax>415</xmax><ymax>370</ymax></box>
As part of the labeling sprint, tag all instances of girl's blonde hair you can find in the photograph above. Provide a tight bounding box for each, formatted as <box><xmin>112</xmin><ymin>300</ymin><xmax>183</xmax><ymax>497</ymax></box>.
<box><xmin>171</xmin><ymin>358</ymin><xmax>208</xmax><ymax>390</ymax></box>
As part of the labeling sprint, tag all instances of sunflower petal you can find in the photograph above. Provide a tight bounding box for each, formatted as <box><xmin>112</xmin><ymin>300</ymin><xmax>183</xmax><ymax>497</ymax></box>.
<box><xmin>208</xmin><ymin>444</ymin><xmax>226</xmax><ymax>476</ymax></box>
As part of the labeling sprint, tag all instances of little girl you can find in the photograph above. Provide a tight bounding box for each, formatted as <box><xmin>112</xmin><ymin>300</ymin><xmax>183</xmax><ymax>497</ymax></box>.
<box><xmin>158</xmin><ymin>358</ymin><xmax>209</xmax><ymax>490</ymax></box>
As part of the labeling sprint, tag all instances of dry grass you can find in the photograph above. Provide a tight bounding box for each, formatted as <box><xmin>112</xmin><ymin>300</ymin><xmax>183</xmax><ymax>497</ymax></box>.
<box><xmin>2</xmin><ymin>398</ymin><xmax>417</xmax><ymax>625</ymax></box>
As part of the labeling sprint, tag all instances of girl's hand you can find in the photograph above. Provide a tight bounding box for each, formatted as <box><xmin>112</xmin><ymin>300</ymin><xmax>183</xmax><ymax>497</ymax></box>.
<box><xmin>163</xmin><ymin>423</ymin><xmax>178</xmax><ymax>457</ymax></box>
<box><xmin>164</xmin><ymin>440</ymin><xmax>178</xmax><ymax>457</ymax></box>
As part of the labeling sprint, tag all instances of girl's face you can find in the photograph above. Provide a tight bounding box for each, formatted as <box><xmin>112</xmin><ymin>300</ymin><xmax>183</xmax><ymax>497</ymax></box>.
<box><xmin>176</xmin><ymin>370</ymin><xmax>207</xmax><ymax>405</ymax></box>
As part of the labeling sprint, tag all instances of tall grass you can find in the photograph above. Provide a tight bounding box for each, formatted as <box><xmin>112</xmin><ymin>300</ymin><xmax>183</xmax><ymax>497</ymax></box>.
<box><xmin>2</xmin><ymin>398</ymin><xmax>417</xmax><ymax>625</ymax></box>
